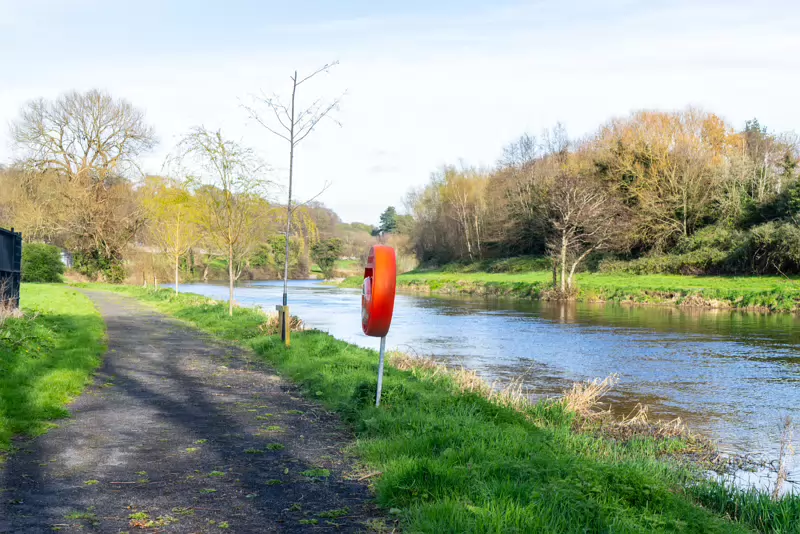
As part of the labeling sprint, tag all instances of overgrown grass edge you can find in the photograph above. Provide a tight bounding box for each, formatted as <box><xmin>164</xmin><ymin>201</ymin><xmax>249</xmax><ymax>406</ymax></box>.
<box><xmin>90</xmin><ymin>284</ymin><xmax>800</xmax><ymax>533</ymax></box>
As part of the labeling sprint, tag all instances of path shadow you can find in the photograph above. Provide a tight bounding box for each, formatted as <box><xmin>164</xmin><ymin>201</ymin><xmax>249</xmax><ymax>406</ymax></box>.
<box><xmin>1</xmin><ymin>291</ymin><xmax>381</xmax><ymax>533</ymax></box>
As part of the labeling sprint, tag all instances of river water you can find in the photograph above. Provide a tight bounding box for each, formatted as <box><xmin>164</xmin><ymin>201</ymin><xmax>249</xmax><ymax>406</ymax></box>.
<box><xmin>182</xmin><ymin>280</ymin><xmax>800</xmax><ymax>489</ymax></box>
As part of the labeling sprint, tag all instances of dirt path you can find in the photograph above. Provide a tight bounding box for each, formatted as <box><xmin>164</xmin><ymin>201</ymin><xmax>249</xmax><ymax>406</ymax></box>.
<box><xmin>1</xmin><ymin>290</ymin><xmax>384</xmax><ymax>533</ymax></box>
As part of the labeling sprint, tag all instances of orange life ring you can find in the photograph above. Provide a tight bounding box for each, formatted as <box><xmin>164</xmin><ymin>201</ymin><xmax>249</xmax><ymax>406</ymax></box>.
<box><xmin>361</xmin><ymin>245</ymin><xmax>397</xmax><ymax>337</ymax></box>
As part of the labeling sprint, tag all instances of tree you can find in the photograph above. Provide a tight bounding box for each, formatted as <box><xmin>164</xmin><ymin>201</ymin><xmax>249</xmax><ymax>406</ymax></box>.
<box><xmin>379</xmin><ymin>206</ymin><xmax>398</xmax><ymax>234</ymax></box>
<box><xmin>546</xmin><ymin>174</ymin><xmax>626</xmax><ymax>292</ymax></box>
<box><xmin>311</xmin><ymin>238</ymin><xmax>343</xmax><ymax>279</ymax></box>
<box><xmin>498</xmin><ymin>133</ymin><xmax>538</xmax><ymax>168</ymax></box>
<box><xmin>141</xmin><ymin>176</ymin><xmax>200</xmax><ymax>294</ymax></box>
<box><xmin>10</xmin><ymin>90</ymin><xmax>156</xmax><ymax>279</ymax></box>
<box><xmin>22</xmin><ymin>243</ymin><xmax>64</xmax><ymax>283</ymax></box>
<box><xmin>244</xmin><ymin>62</ymin><xmax>343</xmax><ymax>311</ymax></box>
<box><xmin>595</xmin><ymin>109</ymin><xmax>727</xmax><ymax>250</ymax></box>
<box><xmin>175</xmin><ymin>127</ymin><xmax>269</xmax><ymax>315</ymax></box>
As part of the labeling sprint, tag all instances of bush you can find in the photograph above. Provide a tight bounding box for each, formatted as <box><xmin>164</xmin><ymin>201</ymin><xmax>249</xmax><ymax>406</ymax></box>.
<box><xmin>440</xmin><ymin>256</ymin><xmax>553</xmax><ymax>274</ymax></box>
<box><xmin>72</xmin><ymin>250</ymin><xmax>126</xmax><ymax>283</ymax></box>
<box><xmin>674</xmin><ymin>226</ymin><xmax>746</xmax><ymax>254</ymax></box>
<box><xmin>599</xmin><ymin>248</ymin><xmax>729</xmax><ymax>275</ymax></box>
<box><xmin>727</xmin><ymin>222</ymin><xmax>800</xmax><ymax>275</ymax></box>
<box><xmin>21</xmin><ymin>243</ymin><xmax>64</xmax><ymax>283</ymax></box>
<box><xmin>311</xmin><ymin>238</ymin><xmax>343</xmax><ymax>279</ymax></box>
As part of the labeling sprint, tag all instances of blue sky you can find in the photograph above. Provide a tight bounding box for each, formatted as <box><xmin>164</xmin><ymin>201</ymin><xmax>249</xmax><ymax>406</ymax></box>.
<box><xmin>2</xmin><ymin>0</ymin><xmax>799</xmax><ymax>223</ymax></box>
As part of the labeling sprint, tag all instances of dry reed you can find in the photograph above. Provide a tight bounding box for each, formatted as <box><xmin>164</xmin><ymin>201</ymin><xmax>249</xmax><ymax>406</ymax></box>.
<box><xmin>772</xmin><ymin>415</ymin><xmax>794</xmax><ymax>500</ymax></box>
<box><xmin>258</xmin><ymin>311</ymin><xmax>306</xmax><ymax>336</ymax></box>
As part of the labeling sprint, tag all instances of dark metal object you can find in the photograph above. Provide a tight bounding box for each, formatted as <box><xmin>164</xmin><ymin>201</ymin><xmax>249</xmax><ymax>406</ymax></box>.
<box><xmin>0</xmin><ymin>227</ymin><xmax>22</xmax><ymax>308</ymax></box>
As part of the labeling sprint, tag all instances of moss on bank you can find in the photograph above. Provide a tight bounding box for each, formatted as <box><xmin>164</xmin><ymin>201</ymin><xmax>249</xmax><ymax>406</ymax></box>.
<box><xmin>89</xmin><ymin>284</ymin><xmax>800</xmax><ymax>532</ymax></box>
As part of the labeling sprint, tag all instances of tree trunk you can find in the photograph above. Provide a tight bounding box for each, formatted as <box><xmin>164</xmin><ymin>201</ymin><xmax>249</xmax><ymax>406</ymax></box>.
<box><xmin>174</xmin><ymin>254</ymin><xmax>180</xmax><ymax>295</ymax></box>
<box><xmin>464</xmin><ymin>224</ymin><xmax>473</xmax><ymax>261</ymax></box>
<box><xmin>567</xmin><ymin>262</ymin><xmax>579</xmax><ymax>291</ymax></box>
<box><xmin>567</xmin><ymin>248</ymin><xmax>596</xmax><ymax>291</ymax></box>
<box><xmin>560</xmin><ymin>234</ymin><xmax>568</xmax><ymax>293</ymax></box>
<box><xmin>175</xmin><ymin>213</ymin><xmax>181</xmax><ymax>294</ymax></box>
<box><xmin>281</xmin><ymin>71</ymin><xmax>298</xmax><ymax>309</ymax></box>
<box><xmin>473</xmin><ymin>213</ymin><xmax>482</xmax><ymax>259</ymax></box>
<box><xmin>552</xmin><ymin>257</ymin><xmax>558</xmax><ymax>288</ymax></box>
<box><xmin>228</xmin><ymin>244</ymin><xmax>234</xmax><ymax>316</ymax></box>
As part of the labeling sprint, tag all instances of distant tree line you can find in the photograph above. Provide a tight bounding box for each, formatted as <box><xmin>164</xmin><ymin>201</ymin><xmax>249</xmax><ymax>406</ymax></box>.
<box><xmin>405</xmin><ymin>110</ymin><xmax>800</xmax><ymax>289</ymax></box>
<box><xmin>0</xmin><ymin>89</ymin><xmax>377</xmax><ymax>303</ymax></box>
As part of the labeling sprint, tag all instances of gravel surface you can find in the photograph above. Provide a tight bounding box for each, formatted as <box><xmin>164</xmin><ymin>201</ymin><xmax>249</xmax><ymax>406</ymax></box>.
<box><xmin>0</xmin><ymin>290</ymin><xmax>385</xmax><ymax>533</ymax></box>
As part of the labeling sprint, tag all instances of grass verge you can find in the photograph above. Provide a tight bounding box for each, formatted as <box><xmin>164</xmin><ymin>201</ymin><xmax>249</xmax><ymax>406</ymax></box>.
<box><xmin>90</xmin><ymin>284</ymin><xmax>800</xmax><ymax>533</ymax></box>
<box><xmin>0</xmin><ymin>284</ymin><xmax>106</xmax><ymax>451</ymax></box>
<box><xmin>340</xmin><ymin>270</ymin><xmax>800</xmax><ymax>312</ymax></box>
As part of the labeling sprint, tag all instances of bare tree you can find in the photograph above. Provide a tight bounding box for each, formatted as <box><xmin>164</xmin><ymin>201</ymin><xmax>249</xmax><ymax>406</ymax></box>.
<box><xmin>10</xmin><ymin>90</ymin><xmax>156</xmax><ymax>280</ymax></box>
<box><xmin>12</xmin><ymin>90</ymin><xmax>155</xmax><ymax>182</ymax></box>
<box><xmin>546</xmin><ymin>174</ymin><xmax>626</xmax><ymax>293</ymax></box>
<box><xmin>498</xmin><ymin>133</ymin><xmax>538</xmax><ymax>168</ymax></box>
<box><xmin>174</xmin><ymin>127</ymin><xmax>269</xmax><ymax>315</ymax></box>
<box><xmin>243</xmin><ymin>62</ymin><xmax>343</xmax><ymax>310</ymax></box>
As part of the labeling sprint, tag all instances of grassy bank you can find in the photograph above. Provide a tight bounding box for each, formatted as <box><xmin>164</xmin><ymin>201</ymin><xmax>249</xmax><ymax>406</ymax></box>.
<box><xmin>340</xmin><ymin>270</ymin><xmax>800</xmax><ymax>312</ymax></box>
<box><xmin>0</xmin><ymin>284</ymin><xmax>106</xmax><ymax>451</ymax></box>
<box><xmin>90</xmin><ymin>284</ymin><xmax>799</xmax><ymax>532</ymax></box>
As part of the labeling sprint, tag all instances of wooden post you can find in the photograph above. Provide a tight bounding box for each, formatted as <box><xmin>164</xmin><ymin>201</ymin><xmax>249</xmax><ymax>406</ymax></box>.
<box><xmin>275</xmin><ymin>305</ymin><xmax>291</xmax><ymax>347</ymax></box>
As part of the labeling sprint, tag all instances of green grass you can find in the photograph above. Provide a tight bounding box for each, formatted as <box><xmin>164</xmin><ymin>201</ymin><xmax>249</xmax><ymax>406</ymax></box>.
<box><xmin>89</xmin><ymin>285</ymin><xmax>800</xmax><ymax>533</ymax></box>
<box><xmin>312</xmin><ymin>259</ymin><xmax>362</xmax><ymax>278</ymax></box>
<box><xmin>340</xmin><ymin>268</ymin><xmax>800</xmax><ymax>311</ymax></box>
<box><xmin>0</xmin><ymin>284</ymin><xmax>106</xmax><ymax>451</ymax></box>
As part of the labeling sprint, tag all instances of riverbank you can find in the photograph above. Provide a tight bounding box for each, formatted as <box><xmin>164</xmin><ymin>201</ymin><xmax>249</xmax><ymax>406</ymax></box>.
<box><xmin>340</xmin><ymin>270</ymin><xmax>800</xmax><ymax>312</ymax></box>
<box><xmin>82</xmin><ymin>283</ymin><xmax>800</xmax><ymax>532</ymax></box>
<box><xmin>0</xmin><ymin>284</ymin><xmax>106</xmax><ymax>451</ymax></box>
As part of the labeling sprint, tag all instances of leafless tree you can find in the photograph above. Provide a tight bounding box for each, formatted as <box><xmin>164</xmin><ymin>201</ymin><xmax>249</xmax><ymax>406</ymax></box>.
<box><xmin>498</xmin><ymin>133</ymin><xmax>538</xmax><ymax>168</ymax></box>
<box><xmin>243</xmin><ymin>62</ymin><xmax>343</xmax><ymax>308</ymax></box>
<box><xmin>12</xmin><ymin>90</ymin><xmax>155</xmax><ymax>182</ymax></box>
<box><xmin>174</xmin><ymin>127</ymin><xmax>270</xmax><ymax>315</ymax></box>
<box><xmin>546</xmin><ymin>174</ymin><xmax>626</xmax><ymax>293</ymax></box>
<box><xmin>9</xmin><ymin>90</ymin><xmax>156</xmax><ymax>279</ymax></box>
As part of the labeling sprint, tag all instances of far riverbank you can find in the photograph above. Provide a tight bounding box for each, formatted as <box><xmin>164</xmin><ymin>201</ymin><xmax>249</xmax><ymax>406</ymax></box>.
<box><xmin>340</xmin><ymin>270</ymin><xmax>800</xmax><ymax>312</ymax></box>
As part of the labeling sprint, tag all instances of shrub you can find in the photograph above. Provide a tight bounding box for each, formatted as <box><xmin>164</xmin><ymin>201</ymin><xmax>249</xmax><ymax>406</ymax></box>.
<box><xmin>727</xmin><ymin>222</ymin><xmax>800</xmax><ymax>275</ymax></box>
<box><xmin>599</xmin><ymin>248</ymin><xmax>728</xmax><ymax>275</ymax></box>
<box><xmin>21</xmin><ymin>243</ymin><xmax>64</xmax><ymax>283</ymax></box>
<box><xmin>440</xmin><ymin>256</ymin><xmax>553</xmax><ymax>274</ymax></box>
<box><xmin>311</xmin><ymin>238</ymin><xmax>343</xmax><ymax>279</ymax></box>
<box><xmin>72</xmin><ymin>250</ymin><xmax>126</xmax><ymax>283</ymax></box>
<box><xmin>674</xmin><ymin>226</ymin><xmax>746</xmax><ymax>254</ymax></box>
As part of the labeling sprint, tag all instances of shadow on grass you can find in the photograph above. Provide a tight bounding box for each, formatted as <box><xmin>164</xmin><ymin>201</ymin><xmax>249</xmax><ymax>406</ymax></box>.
<box><xmin>0</xmin><ymin>310</ymin><xmax>105</xmax><ymax>449</ymax></box>
<box><xmin>1</xmin><ymin>290</ymin><xmax>378</xmax><ymax>533</ymax></box>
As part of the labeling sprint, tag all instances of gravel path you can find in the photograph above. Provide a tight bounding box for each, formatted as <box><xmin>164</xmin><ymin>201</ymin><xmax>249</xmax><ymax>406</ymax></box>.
<box><xmin>0</xmin><ymin>290</ymin><xmax>384</xmax><ymax>533</ymax></box>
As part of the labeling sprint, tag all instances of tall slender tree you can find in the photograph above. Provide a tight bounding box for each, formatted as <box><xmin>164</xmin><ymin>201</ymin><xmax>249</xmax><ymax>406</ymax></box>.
<box><xmin>174</xmin><ymin>127</ymin><xmax>269</xmax><ymax>315</ymax></box>
<box><xmin>243</xmin><ymin>62</ymin><xmax>343</xmax><ymax>311</ymax></box>
<box><xmin>141</xmin><ymin>175</ymin><xmax>200</xmax><ymax>294</ymax></box>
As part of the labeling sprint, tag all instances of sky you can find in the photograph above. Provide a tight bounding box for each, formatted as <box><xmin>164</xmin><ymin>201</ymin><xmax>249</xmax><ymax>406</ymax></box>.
<box><xmin>1</xmin><ymin>0</ymin><xmax>799</xmax><ymax>224</ymax></box>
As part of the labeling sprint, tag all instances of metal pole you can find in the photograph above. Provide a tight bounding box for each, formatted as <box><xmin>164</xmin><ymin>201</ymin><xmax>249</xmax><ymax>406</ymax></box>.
<box><xmin>376</xmin><ymin>336</ymin><xmax>386</xmax><ymax>407</ymax></box>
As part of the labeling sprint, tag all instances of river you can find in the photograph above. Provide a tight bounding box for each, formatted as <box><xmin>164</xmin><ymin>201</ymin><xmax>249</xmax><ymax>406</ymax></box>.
<box><xmin>182</xmin><ymin>280</ymin><xmax>800</xmax><ymax>490</ymax></box>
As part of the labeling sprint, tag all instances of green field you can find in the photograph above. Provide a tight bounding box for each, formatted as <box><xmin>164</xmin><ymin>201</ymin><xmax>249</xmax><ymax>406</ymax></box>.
<box><xmin>90</xmin><ymin>284</ymin><xmax>800</xmax><ymax>533</ymax></box>
<box><xmin>0</xmin><ymin>284</ymin><xmax>106</xmax><ymax>450</ymax></box>
<box><xmin>340</xmin><ymin>270</ymin><xmax>800</xmax><ymax>311</ymax></box>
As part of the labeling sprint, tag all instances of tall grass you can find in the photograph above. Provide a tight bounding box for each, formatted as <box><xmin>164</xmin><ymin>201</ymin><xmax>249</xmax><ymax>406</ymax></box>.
<box><xmin>96</xmin><ymin>285</ymin><xmax>800</xmax><ymax>533</ymax></box>
<box><xmin>0</xmin><ymin>284</ymin><xmax>106</xmax><ymax>450</ymax></box>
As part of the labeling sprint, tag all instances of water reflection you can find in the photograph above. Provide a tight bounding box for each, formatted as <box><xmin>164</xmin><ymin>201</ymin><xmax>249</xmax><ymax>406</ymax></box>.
<box><xmin>181</xmin><ymin>280</ymin><xmax>800</xmax><ymax>481</ymax></box>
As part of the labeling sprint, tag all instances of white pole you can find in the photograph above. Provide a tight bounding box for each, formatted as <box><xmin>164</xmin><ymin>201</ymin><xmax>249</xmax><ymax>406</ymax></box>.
<box><xmin>376</xmin><ymin>336</ymin><xmax>386</xmax><ymax>407</ymax></box>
